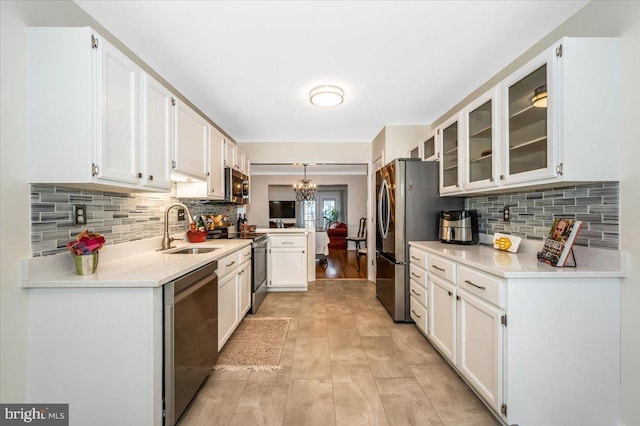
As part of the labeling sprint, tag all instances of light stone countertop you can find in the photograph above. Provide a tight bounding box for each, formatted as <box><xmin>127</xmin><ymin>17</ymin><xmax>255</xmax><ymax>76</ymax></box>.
<box><xmin>409</xmin><ymin>241</ymin><xmax>625</xmax><ymax>279</ymax></box>
<box><xmin>22</xmin><ymin>237</ymin><xmax>251</xmax><ymax>288</ymax></box>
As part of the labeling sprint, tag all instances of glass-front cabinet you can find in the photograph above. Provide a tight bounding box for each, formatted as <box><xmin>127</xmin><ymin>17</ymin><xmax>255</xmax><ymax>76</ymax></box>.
<box><xmin>435</xmin><ymin>37</ymin><xmax>620</xmax><ymax>197</ymax></box>
<box><xmin>463</xmin><ymin>87</ymin><xmax>499</xmax><ymax>190</ymax></box>
<box><xmin>501</xmin><ymin>49</ymin><xmax>556</xmax><ymax>184</ymax></box>
<box><xmin>439</xmin><ymin>113</ymin><xmax>462</xmax><ymax>194</ymax></box>
<box><xmin>420</xmin><ymin>130</ymin><xmax>438</xmax><ymax>162</ymax></box>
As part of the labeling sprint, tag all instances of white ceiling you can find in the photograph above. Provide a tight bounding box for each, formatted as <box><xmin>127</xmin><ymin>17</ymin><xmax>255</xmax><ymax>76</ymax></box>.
<box><xmin>75</xmin><ymin>1</ymin><xmax>587</xmax><ymax>143</ymax></box>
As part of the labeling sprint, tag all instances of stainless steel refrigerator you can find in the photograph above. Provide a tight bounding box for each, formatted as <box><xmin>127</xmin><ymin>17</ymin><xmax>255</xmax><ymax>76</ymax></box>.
<box><xmin>376</xmin><ymin>158</ymin><xmax>463</xmax><ymax>322</ymax></box>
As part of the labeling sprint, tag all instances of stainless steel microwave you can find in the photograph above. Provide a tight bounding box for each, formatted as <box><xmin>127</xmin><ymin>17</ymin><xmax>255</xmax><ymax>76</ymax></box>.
<box><xmin>225</xmin><ymin>167</ymin><xmax>249</xmax><ymax>204</ymax></box>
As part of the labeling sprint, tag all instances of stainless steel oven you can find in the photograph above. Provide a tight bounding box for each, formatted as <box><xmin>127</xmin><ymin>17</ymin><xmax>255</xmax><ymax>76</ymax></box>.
<box><xmin>225</xmin><ymin>167</ymin><xmax>249</xmax><ymax>204</ymax></box>
<box><xmin>164</xmin><ymin>262</ymin><xmax>218</xmax><ymax>425</ymax></box>
<box><xmin>251</xmin><ymin>235</ymin><xmax>268</xmax><ymax>313</ymax></box>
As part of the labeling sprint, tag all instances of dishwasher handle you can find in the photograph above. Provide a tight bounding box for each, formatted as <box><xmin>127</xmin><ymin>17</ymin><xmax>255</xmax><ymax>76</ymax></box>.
<box><xmin>174</xmin><ymin>273</ymin><xmax>217</xmax><ymax>304</ymax></box>
<box><xmin>164</xmin><ymin>303</ymin><xmax>175</xmax><ymax>425</ymax></box>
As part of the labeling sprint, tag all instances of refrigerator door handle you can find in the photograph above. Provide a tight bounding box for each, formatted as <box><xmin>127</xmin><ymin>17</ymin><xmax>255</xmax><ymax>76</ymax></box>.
<box><xmin>378</xmin><ymin>179</ymin><xmax>389</xmax><ymax>239</ymax></box>
<box><xmin>384</xmin><ymin>180</ymin><xmax>391</xmax><ymax>237</ymax></box>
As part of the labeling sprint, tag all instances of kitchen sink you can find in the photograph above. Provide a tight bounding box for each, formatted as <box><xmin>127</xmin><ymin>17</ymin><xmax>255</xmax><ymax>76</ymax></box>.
<box><xmin>166</xmin><ymin>247</ymin><xmax>219</xmax><ymax>255</ymax></box>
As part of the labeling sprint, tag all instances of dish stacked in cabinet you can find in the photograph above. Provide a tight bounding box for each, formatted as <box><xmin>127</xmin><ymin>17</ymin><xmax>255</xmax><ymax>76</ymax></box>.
<box><xmin>218</xmin><ymin>245</ymin><xmax>252</xmax><ymax>351</ymax></box>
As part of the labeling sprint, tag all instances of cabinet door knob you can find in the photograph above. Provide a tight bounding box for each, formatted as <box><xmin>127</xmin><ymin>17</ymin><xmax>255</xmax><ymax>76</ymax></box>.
<box><xmin>172</xmin><ymin>161</ymin><xmax>177</xmax><ymax>169</ymax></box>
<box><xmin>137</xmin><ymin>172</ymin><xmax>142</xmax><ymax>178</ymax></box>
<box><xmin>500</xmin><ymin>174</ymin><xmax>505</xmax><ymax>180</ymax></box>
<box><xmin>148</xmin><ymin>175</ymin><xmax>154</xmax><ymax>181</ymax></box>
<box><xmin>448</xmin><ymin>291</ymin><xmax>453</xmax><ymax>297</ymax></box>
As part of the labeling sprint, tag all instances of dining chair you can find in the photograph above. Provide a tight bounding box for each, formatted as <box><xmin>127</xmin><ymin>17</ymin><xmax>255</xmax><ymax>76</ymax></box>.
<box><xmin>346</xmin><ymin>217</ymin><xmax>367</xmax><ymax>250</ymax></box>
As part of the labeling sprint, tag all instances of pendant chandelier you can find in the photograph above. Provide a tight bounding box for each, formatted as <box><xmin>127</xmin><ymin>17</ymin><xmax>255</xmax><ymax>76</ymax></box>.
<box><xmin>293</xmin><ymin>164</ymin><xmax>317</xmax><ymax>201</ymax></box>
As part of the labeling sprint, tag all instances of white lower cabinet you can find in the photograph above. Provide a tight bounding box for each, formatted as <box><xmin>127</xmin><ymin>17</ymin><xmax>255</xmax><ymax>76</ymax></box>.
<box><xmin>428</xmin><ymin>274</ymin><xmax>457</xmax><ymax>364</ymax></box>
<box><xmin>217</xmin><ymin>268</ymin><xmax>239</xmax><ymax>351</ymax></box>
<box><xmin>456</xmin><ymin>289</ymin><xmax>503</xmax><ymax>413</ymax></box>
<box><xmin>268</xmin><ymin>234</ymin><xmax>308</xmax><ymax>290</ymax></box>
<box><xmin>409</xmin><ymin>247</ymin><xmax>429</xmax><ymax>336</ymax></box>
<box><xmin>409</xmin><ymin>295</ymin><xmax>427</xmax><ymax>334</ymax></box>
<box><xmin>218</xmin><ymin>246</ymin><xmax>252</xmax><ymax>351</ymax></box>
<box><xmin>239</xmin><ymin>260</ymin><xmax>252</xmax><ymax>318</ymax></box>
<box><xmin>411</xmin><ymin>244</ymin><xmax>621</xmax><ymax>426</ymax></box>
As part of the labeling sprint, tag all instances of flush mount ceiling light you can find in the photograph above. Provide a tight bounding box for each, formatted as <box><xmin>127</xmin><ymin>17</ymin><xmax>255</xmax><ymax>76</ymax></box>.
<box><xmin>309</xmin><ymin>85</ymin><xmax>344</xmax><ymax>108</ymax></box>
<box><xmin>293</xmin><ymin>164</ymin><xmax>317</xmax><ymax>201</ymax></box>
<box><xmin>530</xmin><ymin>84</ymin><xmax>548</xmax><ymax>108</ymax></box>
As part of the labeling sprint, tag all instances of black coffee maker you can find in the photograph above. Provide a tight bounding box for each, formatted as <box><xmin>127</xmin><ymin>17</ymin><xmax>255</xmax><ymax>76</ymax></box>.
<box><xmin>439</xmin><ymin>210</ymin><xmax>479</xmax><ymax>244</ymax></box>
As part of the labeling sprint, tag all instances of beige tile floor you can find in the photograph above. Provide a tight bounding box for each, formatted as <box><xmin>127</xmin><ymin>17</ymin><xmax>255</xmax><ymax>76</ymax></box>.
<box><xmin>180</xmin><ymin>280</ymin><xmax>498</xmax><ymax>426</ymax></box>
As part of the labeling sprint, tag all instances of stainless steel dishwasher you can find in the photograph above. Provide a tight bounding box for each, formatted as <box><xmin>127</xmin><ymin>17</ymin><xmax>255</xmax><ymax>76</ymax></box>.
<box><xmin>164</xmin><ymin>261</ymin><xmax>218</xmax><ymax>425</ymax></box>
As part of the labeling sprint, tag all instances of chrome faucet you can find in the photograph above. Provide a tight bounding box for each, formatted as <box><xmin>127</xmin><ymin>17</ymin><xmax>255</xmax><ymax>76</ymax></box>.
<box><xmin>160</xmin><ymin>203</ymin><xmax>194</xmax><ymax>251</ymax></box>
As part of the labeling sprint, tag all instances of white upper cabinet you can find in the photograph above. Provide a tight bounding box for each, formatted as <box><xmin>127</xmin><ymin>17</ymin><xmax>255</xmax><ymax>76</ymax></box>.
<box><xmin>224</xmin><ymin>139</ymin><xmax>236</xmax><ymax>169</ymax></box>
<box><xmin>28</xmin><ymin>26</ymin><xmax>233</xmax><ymax>193</ymax></box>
<box><xmin>176</xmin><ymin>125</ymin><xmax>226</xmax><ymax>200</ymax></box>
<box><xmin>28</xmin><ymin>27</ymin><xmax>175</xmax><ymax>192</ymax></box>
<box><xmin>420</xmin><ymin>130</ymin><xmax>439</xmax><ymax>162</ymax></box>
<box><xmin>208</xmin><ymin>127</ymin><xmax>226</xmax><ymax>199</ymax></box>
<box><xmin>501</xmin><ymin>38</ymin><xmax>621</xmax><ymax>187</ymax></box>
<box><xmin>141</xmin><ymin>74</ymin><xmax>172</xmax><ymax>190</ymax></box>
<box><xmin>97</xmin><ymin>39</ymin><xmax>140</xmax><ymax>185</ymax></box>
<box><xmin>438</xmin><ymin>113</ymin><xmax>463</xmax><ymax>194</ymax></box>
<box><xmin>173</xmin><ymin>100</ymin><xmax>208</xmax><ymax>180</ymax></box>
<box><xmin>501</xmin><ymin>50</ymin><xmax>555</xmax><ymax>184</ymax></box>
<box><xmin>439</xmin><ymin>37</ymin><xmax>621</xmax><ymax>196</ymax></box>
<box><xmin>462</xmin><ymin>87</ymin><xmax>500</xmax><ymax>191</ymax></box>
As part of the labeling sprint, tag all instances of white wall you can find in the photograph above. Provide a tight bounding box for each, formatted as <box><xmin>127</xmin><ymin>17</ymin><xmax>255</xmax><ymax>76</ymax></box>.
<box><xmin>240</xmin><ymin>141</ymin><xmax>370</xmax><ymax>164</ymax></box>
<box><xmin>429</xmin><ymin>3</ymin><xmax>640</xmax><ymax>423</ymax></box>
<box><xmin>1</xmin><ymin>1</ymin><xmax>31</xmax><ymax>402</ymax></box>
<box><xmin>249</xmin><ymin>174</ymin><xmax>367</xmax><ymax>246</ymax></box>
<box><xmin>368</xmin><ymin>125</ymin><xmax>430</xmax><ymax>163</ymax></box>
<box><xmin>384</xmin><ymin>125</ymin><xmax>430</xmax><ymax>163</ymax></box>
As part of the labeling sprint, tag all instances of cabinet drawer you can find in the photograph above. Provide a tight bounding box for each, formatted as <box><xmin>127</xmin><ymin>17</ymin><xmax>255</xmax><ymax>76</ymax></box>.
<box><xmin>409</xmin><ymin>246</ymin><xmax>427</xmax><ymax>269</ymax></box>
<box><xmin>409</xmin><ymin>263</ymin><xmax>427</xmax><ymax>288</ymax></box>
<box><xmin>457</xmin><ymin>265</ymin><xmax>505</xmax><ymax>308</ymax></box>
<box><xmin>409</xmin><ymin>280</ymin><xmax>427</xmax><ymax>307</ymax></box>
<box><xmin>410</xmin><ymin>295</ymin><xmax>428</xmax><ymax>334</ymax></box>
<box><xmin>218</xmin><ymin>250</ymin><xmax>241</xmax><ymax>278</ymax></box>
<box><xmin>428</xmin><ymin>255</ymin><xmax>456</xmax><ymax>282</ymax></box>
<box><xmin>270</xmin><ymin>235</ymin><xmax>306</xmax><ymax>248</ymax></box>
<box><xmin>240</xmin><ymin>245</ymin><xmax>252</xmax><ymax>264</ymax></box>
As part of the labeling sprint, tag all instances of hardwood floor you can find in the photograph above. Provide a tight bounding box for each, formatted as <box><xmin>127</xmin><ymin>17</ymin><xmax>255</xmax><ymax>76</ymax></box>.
<box><xmin>180</xmin><ymin>281</ymin><xmax>498</xmax><ymax>426</ymax></box>
<box><xmin>316</xmin><ymin>248</ymin><xmax>368</xmax><ymax>280</ymax></box>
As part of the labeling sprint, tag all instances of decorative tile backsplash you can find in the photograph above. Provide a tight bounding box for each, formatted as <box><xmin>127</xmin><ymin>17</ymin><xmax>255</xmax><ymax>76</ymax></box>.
<box><xmin>32</xmin><ymin>181</ymin><xmax>620</xmax><ymax>255</ymax></box>
<box><xmin>466</xmin><ymin>182</ymin><xmax>619</xmax><ymax>249</ymax></box>
<box><xmin>30</xmin><ymin>185</ymin><xmax>238</xmax><ymax>256</ymax></box>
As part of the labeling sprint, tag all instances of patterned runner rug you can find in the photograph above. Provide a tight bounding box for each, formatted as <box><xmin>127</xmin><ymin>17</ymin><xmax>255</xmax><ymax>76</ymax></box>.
<box><xmin>214</xmin><ymin>317</ymin><xmax>290</xmax><ymax>371</ymax></box>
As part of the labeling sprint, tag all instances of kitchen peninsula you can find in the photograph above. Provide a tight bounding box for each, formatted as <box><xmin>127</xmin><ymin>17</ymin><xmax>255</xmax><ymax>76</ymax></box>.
<box><xmin>257</xmin><ymin>227</ymin><xmax>314</xmax><ymax>288</ymax></box>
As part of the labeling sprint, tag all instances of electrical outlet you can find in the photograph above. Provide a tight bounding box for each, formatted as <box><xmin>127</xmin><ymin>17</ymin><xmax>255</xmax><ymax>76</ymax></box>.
<box><xmin>177</xmin><ymin>208</ymin><xmax>186</xmax><ymax>221</ymax></box>
<box><xmin>503</xmin><ymin>205</ymin><xmax>512</xmax><ymax>222</ymax></box>
<box><xmin>73</xmin><ymin>204</ymin><xmax>87</xmax><ymax>225</ymax></box>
